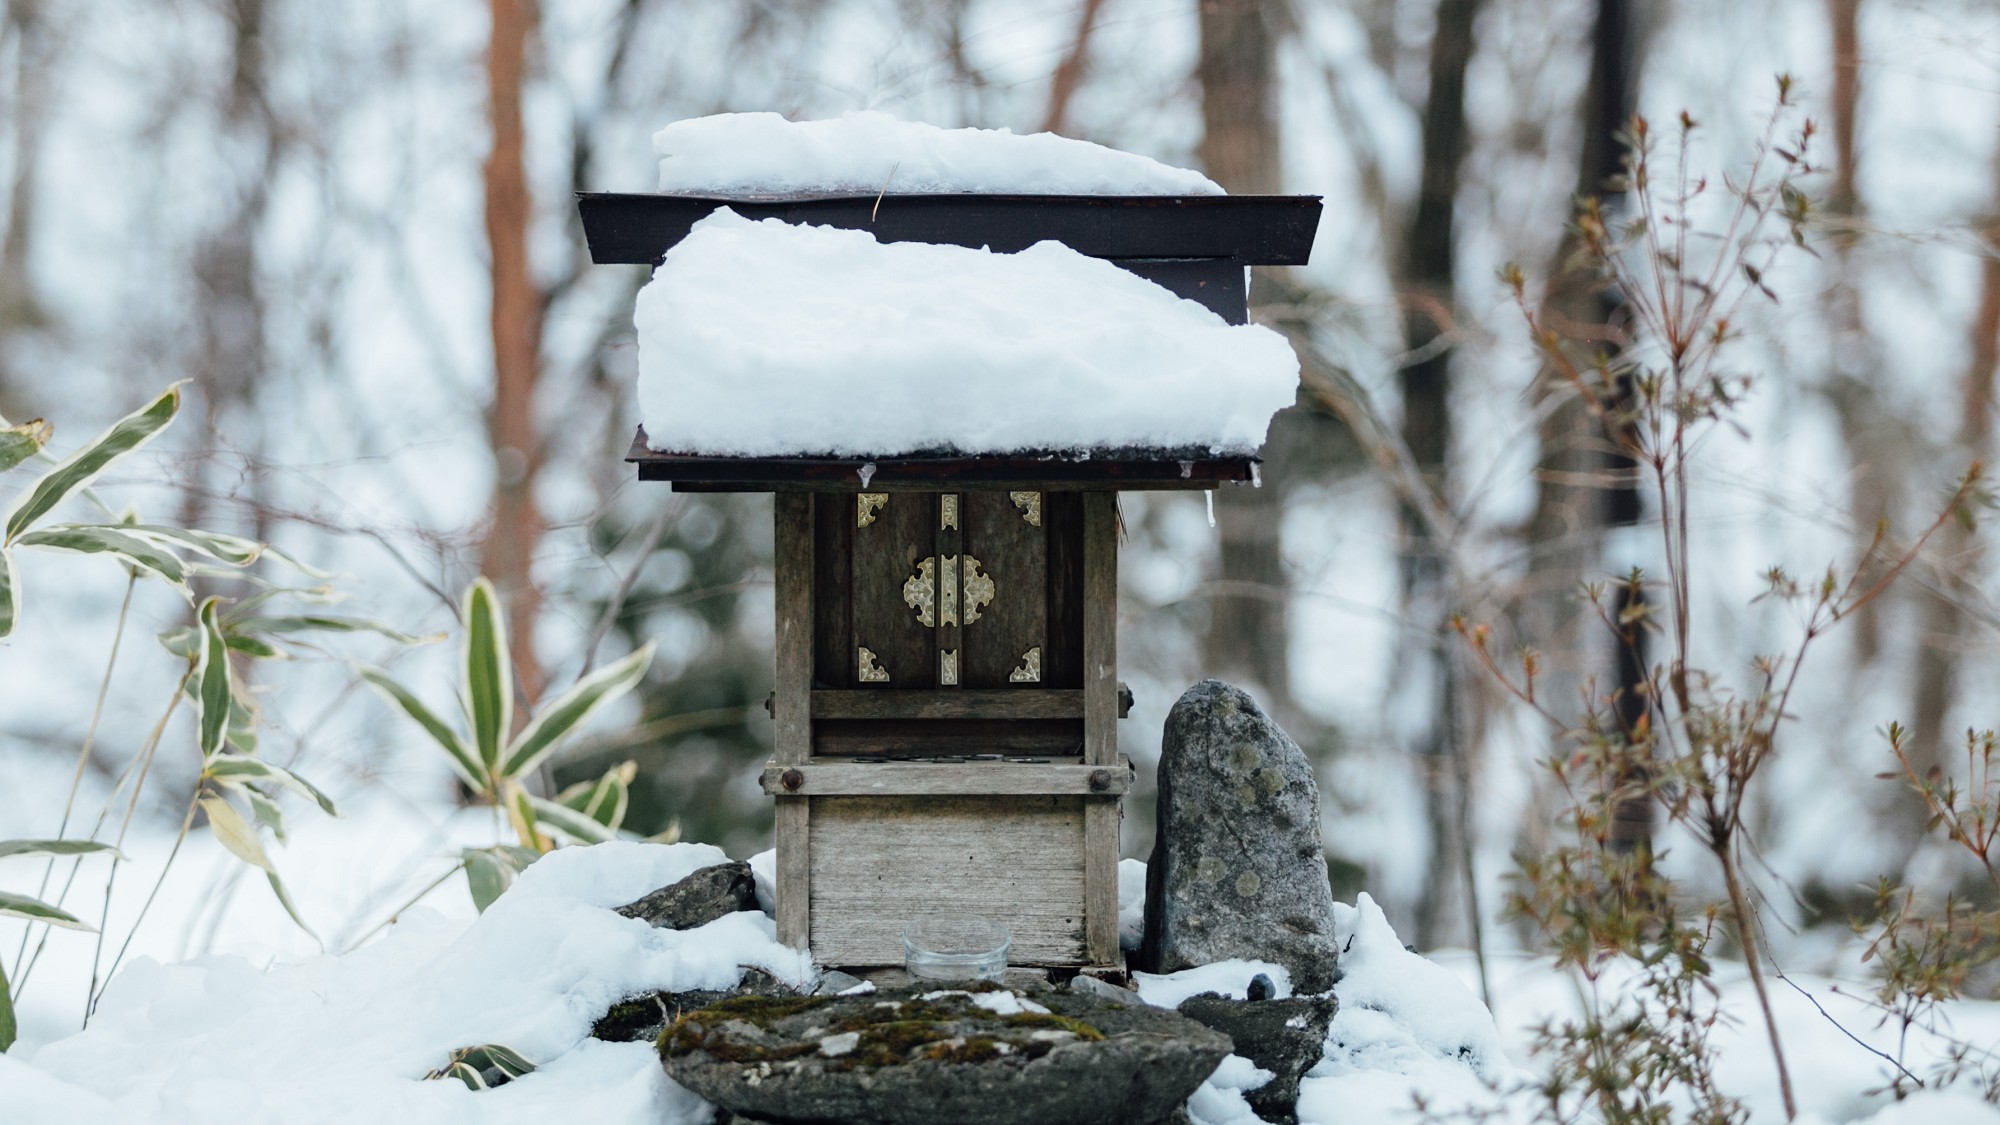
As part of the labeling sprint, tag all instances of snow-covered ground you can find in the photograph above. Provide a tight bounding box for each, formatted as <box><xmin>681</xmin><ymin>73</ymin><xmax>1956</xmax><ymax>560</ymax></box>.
<box><xmin>7</xmin><ymin>827</ymin><xmax>1998</xmax><ymax>1125</ymax></box>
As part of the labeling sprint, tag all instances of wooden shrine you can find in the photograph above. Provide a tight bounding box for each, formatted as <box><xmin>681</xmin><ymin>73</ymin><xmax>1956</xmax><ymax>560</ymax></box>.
<box><xmin>580</xmin><ymin>189</ymin><xmax>1321</xmax><ymax>970</ymax></box>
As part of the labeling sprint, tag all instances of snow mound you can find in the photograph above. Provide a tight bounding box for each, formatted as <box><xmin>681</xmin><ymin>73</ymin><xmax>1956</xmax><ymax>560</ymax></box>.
<box><xmin>15</xmin><ymin>842</ymin><xmax>811</xmax><ymax>1125</ymax></box>
<box><xmin>1300</xmin><ymin>893</ymin><xmax>1525</xmax><ymax>1123</ymax></box>
<box><xmin>1117</xmin><ymin>857</ymin><xmax>1147</xmax><ymax>951</ymax></box>
<box><xmin>654</xmin><ymin>111</ymin><xmax>1223</xmax><ymax>196</ymax></box>
<box><xmin>635</xmin><ymin>211</ymin><xmax>1300</xmax><ymax>457</ymax></box>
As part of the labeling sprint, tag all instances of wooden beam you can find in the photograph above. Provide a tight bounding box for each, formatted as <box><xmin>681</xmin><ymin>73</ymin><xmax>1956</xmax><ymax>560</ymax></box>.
<box><xmin>812</xmin><ymin>689</ymin><xmax>1084</xmax><ymax>720</ymax></box>
<box><xmin>760</xmin><ymin>757</ymin><xmax>1131</xmax><ymax>798</ymax></box>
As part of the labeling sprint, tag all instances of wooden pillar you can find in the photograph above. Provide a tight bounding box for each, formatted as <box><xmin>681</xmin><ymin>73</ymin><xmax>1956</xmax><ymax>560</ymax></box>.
<box><xmin>773</xmin><ymin>492</ymin><xmax>813</xmax><ymax>950</ymax></box>
<box><xmin>1082</xmin><ymin>491</ymin><xmax>1120</xmax><ymax>964</ymax></box>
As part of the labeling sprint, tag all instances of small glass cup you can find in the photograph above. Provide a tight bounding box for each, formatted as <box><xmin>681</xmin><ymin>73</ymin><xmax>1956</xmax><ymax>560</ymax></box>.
<box><xmin>902</xmin><ymin>913</ymin><xmax>1011</xmax><ymax>982</ymax></box>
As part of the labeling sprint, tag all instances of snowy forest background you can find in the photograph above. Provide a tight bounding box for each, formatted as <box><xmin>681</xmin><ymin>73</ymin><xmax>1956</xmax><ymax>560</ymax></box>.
<box><xmin>2</xmin><ymin>0</ymin><xmax>1998</xmax><ymax>1086</ymax></box>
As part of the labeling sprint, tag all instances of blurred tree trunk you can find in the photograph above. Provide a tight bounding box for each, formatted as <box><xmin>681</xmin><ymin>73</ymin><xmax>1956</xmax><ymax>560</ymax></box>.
<box><xmin>482</xmin><ymin>0</ymin><xmax>547</xmax><ymax>708</ymax></box>
<box><xmin>1400</xmin><ymin>0</ymin><xmax>1483</xmax><ymax>950</ymax></box>
<box><xmin>1523</xmin><ymin>0</ymin><xmax>1649</xmax><ymax>849</ymax></box>
<box><xmin>1041</xmin><ymin>0</ymin><xmax>1107</xmax><ymax>135</ymax></box>
<box><xmin>0</xmin><ymin>0</ymin><xmax>59</xmax><ymax>410</ymax></box>
<box><xmin>1908</xmin><ymin>169</ymin><xmax>2000</xmax><ymax>835</ymax></box>
<box><xmin>1196</xmin><ymin>0</ymin><xmax>1292</xmax><ymax>709</ymax></box>
<box><xmin>1820</xmin><ymin>0</ymin><xmax>1901</xmax><ymax>669</ymax></box>
<box><xmin>178</xmin><ymin>0</ymin><xmax>277</xmax><ymax>559</ymax></box>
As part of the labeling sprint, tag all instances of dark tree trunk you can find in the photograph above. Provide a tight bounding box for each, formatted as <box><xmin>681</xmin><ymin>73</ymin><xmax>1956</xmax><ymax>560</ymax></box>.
<box><xmin>1400</xmin><ymin>0</ymin><xmax>1484</xmax><ymax>951</ymax></box>
<box><xmin>1524</xmin><ymin>0</ymin><xmax>1650</xmax><ymax>852</ymax></box>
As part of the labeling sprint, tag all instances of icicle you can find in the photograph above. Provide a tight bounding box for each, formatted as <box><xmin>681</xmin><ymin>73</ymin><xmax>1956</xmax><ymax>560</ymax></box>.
<box><xmin>857</xmin><ymin>461</ymin><xmax>877</xmax><ymax>487</ymax></box>
<box><xmin>1205</xmin><ymin>490</ymin><xmax>1216</xmax><ymax>528</ymax></box>
<box><xmin>1179</xmin><ymin>460</ymin><xmax>1194</xmax><ymax>479</ymax></box>
<box><xmin>1249</xmin><ymin>462</ymin><xmax>1262</xmax><ymax>488</ymax></box>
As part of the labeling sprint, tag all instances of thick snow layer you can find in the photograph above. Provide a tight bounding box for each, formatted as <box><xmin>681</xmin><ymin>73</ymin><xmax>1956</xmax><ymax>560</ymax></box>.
<box><xmin>1300</xmin><ymin>893</ymin><xmax>1526</xmax><ymax>1122</ymax></box>
<box><xmin>634</xmin><ymin>211</ymin><xmax>1300</xmax><ymax>458</ymax></box>
<box><xmin>1186</xmin><ymin>1054</ymin><xmax>1275</xmax><ymax>1125</ymax></box>
<box><xmin>11</xmin><ymin>842</ymin><xmax>811</xmax><ymax>1125</ymax></box>
<box><xmin>654</xmin><ymin>111</ymin><xmax>1223</xmax><ymax>196</ymax></box>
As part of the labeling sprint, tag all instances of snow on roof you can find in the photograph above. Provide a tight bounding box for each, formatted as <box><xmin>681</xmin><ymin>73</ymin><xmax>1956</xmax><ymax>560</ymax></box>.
<box><xmin>653</xmin><ymin>111</ymin><xmax>1224</xmax><ymax>197</ymax></box>
<box><xmin>634</xmin><ymin>210</ymin><xmax>1300</xmax><ymax>459</ymax></box>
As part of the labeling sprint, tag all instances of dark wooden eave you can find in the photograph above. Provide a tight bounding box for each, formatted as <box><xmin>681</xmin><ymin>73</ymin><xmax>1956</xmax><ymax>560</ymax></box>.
<box><xmin>625</xmin><ymin>429</ymin><xmax>1254</xmax><ymax>491</ymax></box>
<box><xmin>577</xmin><ymin>192</ymin><xmax>1322</xmax><ymax>267</ymax></box>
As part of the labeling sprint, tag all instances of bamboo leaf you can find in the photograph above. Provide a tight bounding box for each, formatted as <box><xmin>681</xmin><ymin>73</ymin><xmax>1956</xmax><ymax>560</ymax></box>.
<box><xmin>0</xmin><ymin>839</ymin><xmax>124</xmax><ymax>861</ymax></box>
<box><xmin>524</xmin><ymin>795</ymin><xmax>617</xmax><ymax>845</ymax></box>
<box><xmin>245</xmin><ymin>786</ymin><xmax>288</xmax><ymax>844</ymax></box>
<box><xmin>355</xmin><ymin>664</ymin><xmax>485</xmax><ymax>790</ymax></box>
<box><xmin>229</xmin><ymin>614</ymin><xmax>440</xmax><ymax>647</ymax></box>
<box><xmin>463</xmin><ymin>849</ymin><xmax>515</xmax><ymax>913</ymax></box>
<box><xmin>0</xmin><ymin>889</ymin><xmax>95</xmax><ymax>930</ymax></box>
<box><xmin>0</xmin><ymin>418</ymin><xmax>51</xmax><ymax>474</ymax></box>
<box><xmin>204</xmin><ymin>753</ymin><xmax>339</xmax><ymax>816</ymax></box>
<box><xmin>266</xmin><ymin>871</ymin><xmax>319</xmax><ymax>946</ymax></box>
<box><xmin>201</xmin><ymin>795</ymin><xmax>273</xmax><ymax>873</ymax></box>
<box><xmin>122</xmin><ymin>524</ymin><xmax>264</xmax><ymax>567</ymax></box>
<box><xmin>510</xmin><ymin>786</ymin><xmax>547</xmax><ymax>852</ymax></box>
<box><xmin>195</xmin><ymin>599</ymin><xmax>231</xmax><ymax>760</ymax></box>
<box><xmin>4</xmin><ymin>383</ymin><xmax>182</xmax><ymax>543</ymax></box>
<box><xmin>0</xmin><ymin>955</ymin><xmax>14</xmax><ymax>1052</ymax></box>
<box><xmin>0</xmin><ymin>547</ymin><xmax>15</xmax><ymax>638</ymax></box>
<box><xmin>15</xmin><ymin>524</ymin><xmax>189</xmax><ymax>588</ymax></box>
<box><xmin>500</xmin><ymin>644</ymin><xmax>654</xmax><ymax>780</ymax></box>
<box><xmin>462</xmin><ymin>578</ymin><xmax>511</xmax><ymax>780</ymax></box>
<box><xmin>466</xmin><ymin>1044</ymin><xmax>536</xmax><ymax>1078</ymax></box>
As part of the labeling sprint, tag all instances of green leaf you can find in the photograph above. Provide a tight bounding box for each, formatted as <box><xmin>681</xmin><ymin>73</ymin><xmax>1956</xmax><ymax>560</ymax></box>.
<box><xmin>523</xmin><ymin>795</ymin><xmax>617</xmax><ymax>845</ymax></box>
<box><xmin>0</xmin><ymin>547</ymin><xmax>15</xmax><ymax>638</ymax></box>
<box><xmin>0</xmin><ymin>418</ymin><xmax>51</xmax><ymax>474</ymax></box>
<box><xmin>245</xmin><ymin>786</ymin><xmax>288</xmax><ymax>844</ymax></box>
<box><xmin>499</xmin><ymin>643</ymin><xmax>654</xmax><ymax>780</ymax></box>
<box><xmin>557</xmin><ymin>761</ymin><xmax>635</xmax><ymax>830</ymax></box>
<box><xmin>462</xmin><ymin>578</ymin><xmax>512</xmax><ymax>781</ymax></box>
<box><xmin>15</xmin><ymin>524</ymin><xmax>189</xmax><ymax>588</ymax></box>
<box><xmin>266</xmin><ymin>871</ymin><xmax>319</xmax><ymax>946</ymax></box>
<box><xmin>195</xmin><ymin>598</ymin><xmax>231</xmax><ymax>760</ymax></box>
<box><xmin>464</xmin><ymin>1044</ymin><xmax>536</xmax><ymax>1078</ymax></box>
<box><xmin>0</xmin><ymin>889</ymin><xmax>95</xmax><ymax>930</ymax></box>
<box><xmin>122</xmin><ymin>524</ymin><xmax>264</xmax><ymax>567</ymax></box>
<box><xmin>355</xmin><ymin>664</ymin><xmax>485</xmax><ymax>790</ymax></box>
<box><xmin>0</xmin><ymin>839</ymin><xmax>124</xmax><ymax>861</ymax></box>
<box><xmin>200</xmin><ymin>795</ymin><xmax>273</xmax><ymax>873</ymax></box>
<box><xmin>4</xmin><ymin>383</ymin><xmax>181</xmax><ymax>543</ymax></box>
<box><xmin>0</xmin><ymin>955</ymin><xmax>15</xmax><ymax>1052</ymax></box>
<box><xmin>463</xmin><ymin>849</ymin><xmax>517</xmax><ymax>913</ymax></box>
<box><xmin>204</xmin><ymin>753</ymin><xmax>339</xmax><ymax>816</ymax></box>
<box><xmin>229</xmin><ymin>614</ymin><xmax>439</xmax><ymax>647</ymax></box>
<box><xmin>446</xmin><ymin>1061</ymin><xmax>486</xmax><ymax>1090</ymax></box>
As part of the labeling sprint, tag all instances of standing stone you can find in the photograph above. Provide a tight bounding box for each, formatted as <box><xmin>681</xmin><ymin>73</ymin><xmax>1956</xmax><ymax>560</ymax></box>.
<box><xmin>1142</xmin><ymin>680</ymin><xmax>1340</xmax><ymax>992</ymax></box>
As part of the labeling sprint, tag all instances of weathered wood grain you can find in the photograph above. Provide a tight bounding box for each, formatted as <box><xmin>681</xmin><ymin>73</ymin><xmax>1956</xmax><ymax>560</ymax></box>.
<box><xmin>776</xmin><ymin>796</ymin><xmax>810</xmax><ymax>949</ymax></box>
<box><xmin>811</xmin><ymin>718</ymin><xmax>1082</xmax><ymax>757</ymax></box>
<box><xmin>808</xmin><ymin>795</ymin><xmax>1088</xmax><ymax>966</ymax></box>
<box><xmin>963</xmin><ymin>489</ymin><xmax>1046</xmax><ymax>687</ymax></box>
<box><xmin>761</xmin><ymin>757</ymin><xmax>1131</xmax><ymax>797</ymax></box>
<box><xmin>810</xmin><ymin>492</ymin><xmax>853</xmax><ymax>688</ymax></box>
<box><xmin>1081</xmin><ymin>492</ymin><xmax>1118</xmax><ymax>767</ymax></box>
<box><xmin>850</xmin><ymin>489</ymin><xmax>935</xmax><ymax>687</ymax></box>
<box><xmin>812</xmin><ymin>689</ymin><xmax>1084</xmax><ymax>720</ymax></box>
<box><xmin>773</xmin><ymin>492</ymin><xmax>813</xmax><ymax>766</ymax></box>
<box><xmin>1084</xmin><ymin>799</ymin><xmax>1121</xmax><ymax>964</ymax></box>
<box><xmin>1042</xmin><ymin>491</ymin><xmax>1084</xmax><ymax>689</ymax></box>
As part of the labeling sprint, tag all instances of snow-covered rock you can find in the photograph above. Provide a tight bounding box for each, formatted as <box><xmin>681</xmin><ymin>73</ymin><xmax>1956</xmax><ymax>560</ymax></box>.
<box><xmin>654</xmin><ymin>111</ymin><xmax>1223</xmax><ymax>196</ymax></box>
<box><xmin>634</xmin><ymin>211</ymin><xmax>1299</xmax><ymax>458</ymax></box>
